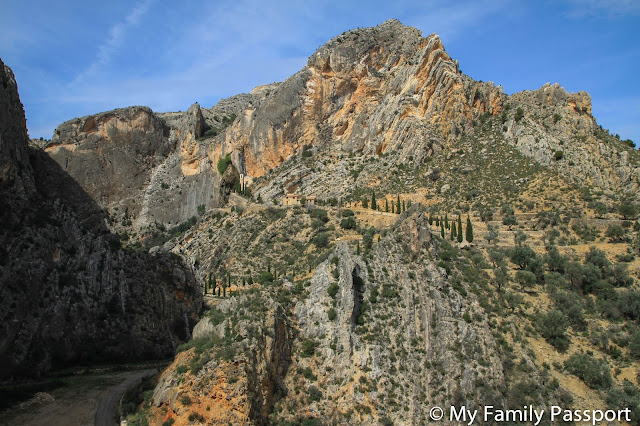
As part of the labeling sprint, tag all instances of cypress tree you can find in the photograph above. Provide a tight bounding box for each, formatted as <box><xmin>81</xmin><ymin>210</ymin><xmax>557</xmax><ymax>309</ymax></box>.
<box><xmin>440</xmin><ymin>222</ymin><xmax>445</xmax><ymax>238</ymax></box>
<box><xmin>466</xmin><ymin>216</ymin><xmax>474</xmax><ymax>243</ymax></box>
<box><xmin>402</xmin><ymin>200</ymin><xmax>406</xmax><ymax>213</ymax></box>
<box><xmin>385</xmin><ymin>199</ymin><xmax>389</xmax><ymax>212</ymax></box>
<box><xmin>217</xmin><ymin>286</ymin><xmax>220</xmax><ymax>297</ymax></box>
<box><xmin>445</xmin><ymin>214</ymin><xmax>449</xmax><ymax>229</ymax></box>
<box><xmin>428</xmin><ymin>214</ymin><xmax>433</xmax><ymax>225</ymax></box>
<box><xmin>223</xmin><ymin>286</ymin><xmax>226</xmax><ymax>298</ymax></box>
<box><xmin>435</xmin><ymin>216</ymin><xmax>440</xmax><ymax>226</ymax></box>
<box><xmin>457</xmin><ymin>215</ymin><xmax>463</xmax><ymax>243</ymax></box>
<box><xmin>371</xmin><ymin>191</ymin><xmax>377</xmax><ymax>210</ymax></box>
<box><xmin>451</xmin><ymin>222</ymin><xmax>457</xmax><ymax>241</ymax></box>
<box><xmin>407</xmin><ymin>200</ymin><xmax>412</xmax><ymax>209</ymax></box>
<box><xmin>363</xmin><ymin>198</ymin><xmax>368</xmax><ymax>209</ymax></box>
<box><xmin>248</xmin><ymin>274</ymin><xmax>253</xmax><ymax>285</ymax></box>
<box><xmin>357</xmin><ymin>241</ymin><xmax>360</xmax><ymax>255</ymax></box>
<box><xmin>391</xmin><ymin>203</ymin><xmax>395</xmax><ymax>213</ymax></box>
<box><xmin>396</xmin><ymin>195</ymin><xmax>401</xmax><ymax>214</ymax></box>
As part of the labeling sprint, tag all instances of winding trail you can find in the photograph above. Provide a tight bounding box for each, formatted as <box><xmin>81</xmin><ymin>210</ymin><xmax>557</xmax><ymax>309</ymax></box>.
<box><xmin>94</xmin><ymin>369</ymin><xmax>157</xmax><ymax>426</ymax></box>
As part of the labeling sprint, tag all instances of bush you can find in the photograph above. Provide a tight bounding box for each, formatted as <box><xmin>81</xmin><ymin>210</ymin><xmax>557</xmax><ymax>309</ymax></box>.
<box><xmin>515</xmin><ymin>270</ymin><xmax>536</xmax><ymax>292</ymax></box>
<box><xmin>618</xmin><ymin>203</ymin><xmax>638</xmax><ymax>220</ymax></box>
<box><xmin>618</xmin><ymin>291</ymin><xmax>640</xmax><ymax>322</ymax></box>
<box><xmin>537</xmin><ymin>310</ymin><xmax>570</xmax><ymax>351</ymax></box>
<box><xmin>606</xmin><ymin>381</ymin><xmax>640</xmax><ymax>424</ymax></box>
<box><xmin>340</xmin><ymin>217</ymin><xmax>356</xmax><ymax>229</ymax></box>
<box><xmin>503</xmin><ymin>214</ymin><xmax>518</xmax><ymax>228</ymax></box>
<box><xmin>341</xmin><ymin>209</ymin><xmax>355</xmax><ymax>217</ymax></box>
<box><xmin>180</xmin><ymin>395</ymin><xmax>192</xmax><ymax>405</ymax></box>
<box><xmin>328</xmin><ymin>308</ymin><xmax>336</xmax><ymax>320</ymax></box>
<box><xmin>308</xmin><ymin>385</ymin><xmax>322</xmax><ymax>401</ymax></box>
<box><xmin>300</xmin><ymin>339</ymin><xmax>316</xmax><ymax>357</ymax></box>
<box><xmin>564</xmin><ymin>353</ymin><xmax>612</xmax><ymax>390</ymax></box>
<box><xmin>605</xmin><ymin>224</ymin><xmax>625</xmax><ymax>242</ymax></box>
<box><xmin>327</xmin><ymin>282</ymin><xmax>339</xmax><ymax>298</ymax></box>
<box><xmin>514</xmin><ymin>107</ymin><xmax>525</xmax><ymax>122</ymax></box>
<box><xmin>311</xmin><ymin>233</ymin><xmax>329</xmax><ymax>248</ymax></box>
<box><xmin>188</xmin><ymin>412</ymin><xmax>204</xmax><ymax>422</ymax></box>
<box><xmin>217</xmin><ymin>153</ymin><xmax>232</xmax><ymax>174</ymax></box>
<box><xmin>510</xmin><ymin>246</ymin><xmax>538</xmax><ymax>270</ymax></box>
<box><xmin>553</xmin><ymin>150</ymin><xmax>564</xmax><ymax>161</ymax></box>
<box><xmin>257</xmin><ymin>271</ymin><xmax>274</xmax><ymax>285</ymax></box>
<box><xmin>550</xmin><ymin>289</ymin><xmax>585</xmax><ymax>329</ymax></box>
<box><xmin>310</xmin><ymin>208</ymin><xmax>329</xmax><ymax>223</ymax></box>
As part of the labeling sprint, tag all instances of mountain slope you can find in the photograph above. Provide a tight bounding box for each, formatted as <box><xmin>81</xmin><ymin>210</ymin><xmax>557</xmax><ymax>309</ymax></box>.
<box><xmin>0</xmin><ymin>58</ymin><xmax>202</xmax><ymax>380</ymax></box>
<box><xmin>41</xmin><ymin>20</ymin><xmax>637</xmax><ymax>237</ymax></box>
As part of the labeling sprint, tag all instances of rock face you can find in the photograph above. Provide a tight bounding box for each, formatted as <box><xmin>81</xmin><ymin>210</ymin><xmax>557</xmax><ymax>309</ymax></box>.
<box><xmin>291</xmin><ymin>213</ymin><xmax>503</xmax><ymax>424</ymax></box>
<box><xmin>0</xmin><ymin>58</ymin><xmax>202</xmax><ymax>380</ymax></box>
<box><xmin>150</xmin><ymin>298</ymin><xmax>293</xmax><ymax>426</ymax></box>
<box><xmin>46</xmin><ymin>106</ymin><xmax>173</xmax><ymax>223</ymax></box>
<box><xmin>508</xmin><ymin>83</ymin><xmax>639</xmax><ymax>195</ymax></box>
<box><xmin>145</xmin><ymin>207</ymin><xmax>508</xmax><ymax>425</ymax></box>
<box><xmin>43</xmin><ymin>19</ymin><xmax>638</xmax><ymax>232</ymax></box>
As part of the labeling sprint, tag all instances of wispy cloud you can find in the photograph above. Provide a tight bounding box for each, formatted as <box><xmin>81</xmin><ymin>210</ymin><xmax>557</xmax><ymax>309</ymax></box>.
<box><xmin>73</xmin><ymin>0</ymin><xmax>155</xmax><ymax>83</ymax></box>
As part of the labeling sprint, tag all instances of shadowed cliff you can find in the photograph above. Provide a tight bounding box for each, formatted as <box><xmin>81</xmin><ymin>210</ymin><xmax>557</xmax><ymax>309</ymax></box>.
<box><xmin>0</xmin><ymin>58</ymin><xmax>202</xmax><ymax>380</ymax></box>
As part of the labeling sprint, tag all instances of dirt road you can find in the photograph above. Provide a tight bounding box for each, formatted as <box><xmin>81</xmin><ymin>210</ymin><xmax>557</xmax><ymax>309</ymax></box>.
<box><xmin>94</xmin><ymin>369</ymin><xmax>157</xmax><ymax>426</ymax></box>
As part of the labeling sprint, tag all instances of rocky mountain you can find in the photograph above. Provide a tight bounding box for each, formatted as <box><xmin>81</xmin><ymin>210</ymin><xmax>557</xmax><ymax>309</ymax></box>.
<box><xmin>42</xmin><ymin>20</ymin><xmax>637</xmax><ymax>236</ymax></box>
<box><xmin>0</xmin><ymin>58</ymin><xmax>202</xmax><ymax>380</ymax></box>
<box><xmin>3</xmin><ymin>18</ymin><xmax>640</xmax><ymax>426</ymax></box>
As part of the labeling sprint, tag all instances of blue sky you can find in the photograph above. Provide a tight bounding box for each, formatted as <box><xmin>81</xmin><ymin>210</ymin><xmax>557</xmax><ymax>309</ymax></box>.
<box><xmin>1</xmin><ymin>0</ymin><xmax>638</xmax><ymax>143</ymax></box>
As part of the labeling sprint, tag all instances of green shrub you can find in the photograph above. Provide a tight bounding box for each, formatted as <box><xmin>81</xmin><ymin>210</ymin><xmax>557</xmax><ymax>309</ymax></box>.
<box><xmin>340</xmin><ymin>217</ymin><xmax>356</xmax><ymax>229</ymax></box>
<box><xmin>605</xmin><ymin>224</ymin><xmax>625</xmax><ymax>242</ymax></box>
<box><xmin>257</xmin><ymin>271</ymin><xmax>275</xmax><ymax>285</ymax></box>
<box><xmin>180</xmin><ymin>395</ymin><xmax>192</xmax><ymax>405</ymax></box>
<box><xmin>327</xmin><ymin>282</ymin><xmax>339</xmax><ymax>298</ymax></box>
<box><xmin>553</xmin><ymin>150</ymin><xmax>564</xmax><ymax>161</ymax></box>
<box><xmin>300</xmin><ymin>339</ymin><xmax>316</xmax><ymax>357</ymax></box>
<box><xmin>564</xmin><ymin>353</ymin><xmax>612</xmax><ymax>390</ymax></box>
<box><xmin>328</xmin><ymin>308</ymin><xmax>336</xmax><ymax>320</ymax></box>
<box><xmin>217</xmin><ymin>153</ymin><xmax>232</xmax><ymax>174</ymax></box>
<box><xmin>188</xmin><ymin>412</ymin><xmax>204</xmax><ymax>422</ymax></box>
<box><xmin>308</xmin><ymin>385</ymin><xmax>322</xmax><ymax>401</ymax></box>
<box><xmin>537</xmin><ymin>310</ymin><xmax>570</xmax><ymax>351</ymax></box>
<box><xmin>311</xmin><ymin>233</ymin><xmax>329</xmax><ymax>248</ymax></box>
<box><xmin>176</xmin><ymin>365</ymin><xmax>188</xmax><ymax>374</ymax></box>
<box><xmin>310</xmin><ymin>208</ymin><xmax>329</xmax><ymax>223</ymax></box>
<box><xmin>618</xmin><ymin>203</ymin><xmax>638</xmax><ymax>219</ymax></box>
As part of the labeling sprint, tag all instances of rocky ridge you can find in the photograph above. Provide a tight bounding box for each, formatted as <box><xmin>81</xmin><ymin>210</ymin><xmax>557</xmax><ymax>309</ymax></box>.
<box><xmin>41</xmin><ymin>20</ymin><xmax>638</xmax><ymax>239</ymax></box>
<box><xmin>0</xmin><ymin>58</ymin><xmax>202</xmax><ymax>380</ymax></box>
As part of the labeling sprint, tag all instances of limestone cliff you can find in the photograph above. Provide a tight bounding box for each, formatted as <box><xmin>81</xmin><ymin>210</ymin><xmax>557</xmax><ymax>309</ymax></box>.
<box><xmin>44</xmin><ymin>20</ymin><xmax>638</xmax><ymax>232</ymax></box>
<box><xmin>0</xmin><ymin>58</ymin><xmax>202</xmax><ymax>380</ymax></box>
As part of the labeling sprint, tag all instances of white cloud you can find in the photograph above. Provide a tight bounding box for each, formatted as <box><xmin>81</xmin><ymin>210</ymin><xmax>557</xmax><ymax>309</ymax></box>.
<box><xmin>73</xmin><ymin>0</ymin><xmax>155</xmax><ymax>83</ymax></box>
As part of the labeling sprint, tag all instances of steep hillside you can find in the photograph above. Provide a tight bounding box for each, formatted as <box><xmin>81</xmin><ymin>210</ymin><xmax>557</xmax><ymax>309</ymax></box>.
<box><xmin>5</xmin><ymin>18</ymin><xmax>640</xmax><ymax>425</ymax></box>
<box><xmin>0</xmin><ymin>58</ymin><xmax>202</xmax><ymax>380</ymax></box>
<box><xmin>42</xmin><ymin>20</ymin><xmax>637</xmax><ymax>238</ymax></box>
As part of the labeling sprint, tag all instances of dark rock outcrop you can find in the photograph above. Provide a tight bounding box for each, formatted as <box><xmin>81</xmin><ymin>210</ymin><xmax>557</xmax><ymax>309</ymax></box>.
<box><xmin>0</xmin><ymin>58</ymin><xmax>202</xmax><ymax>380</ymax></box>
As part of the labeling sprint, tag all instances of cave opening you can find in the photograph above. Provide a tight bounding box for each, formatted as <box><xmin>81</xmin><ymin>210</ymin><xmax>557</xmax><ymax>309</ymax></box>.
<box><xmin>351</xmin><ymin>264</ymin><xmax>365</xmax><ymax>327</ymax></box>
